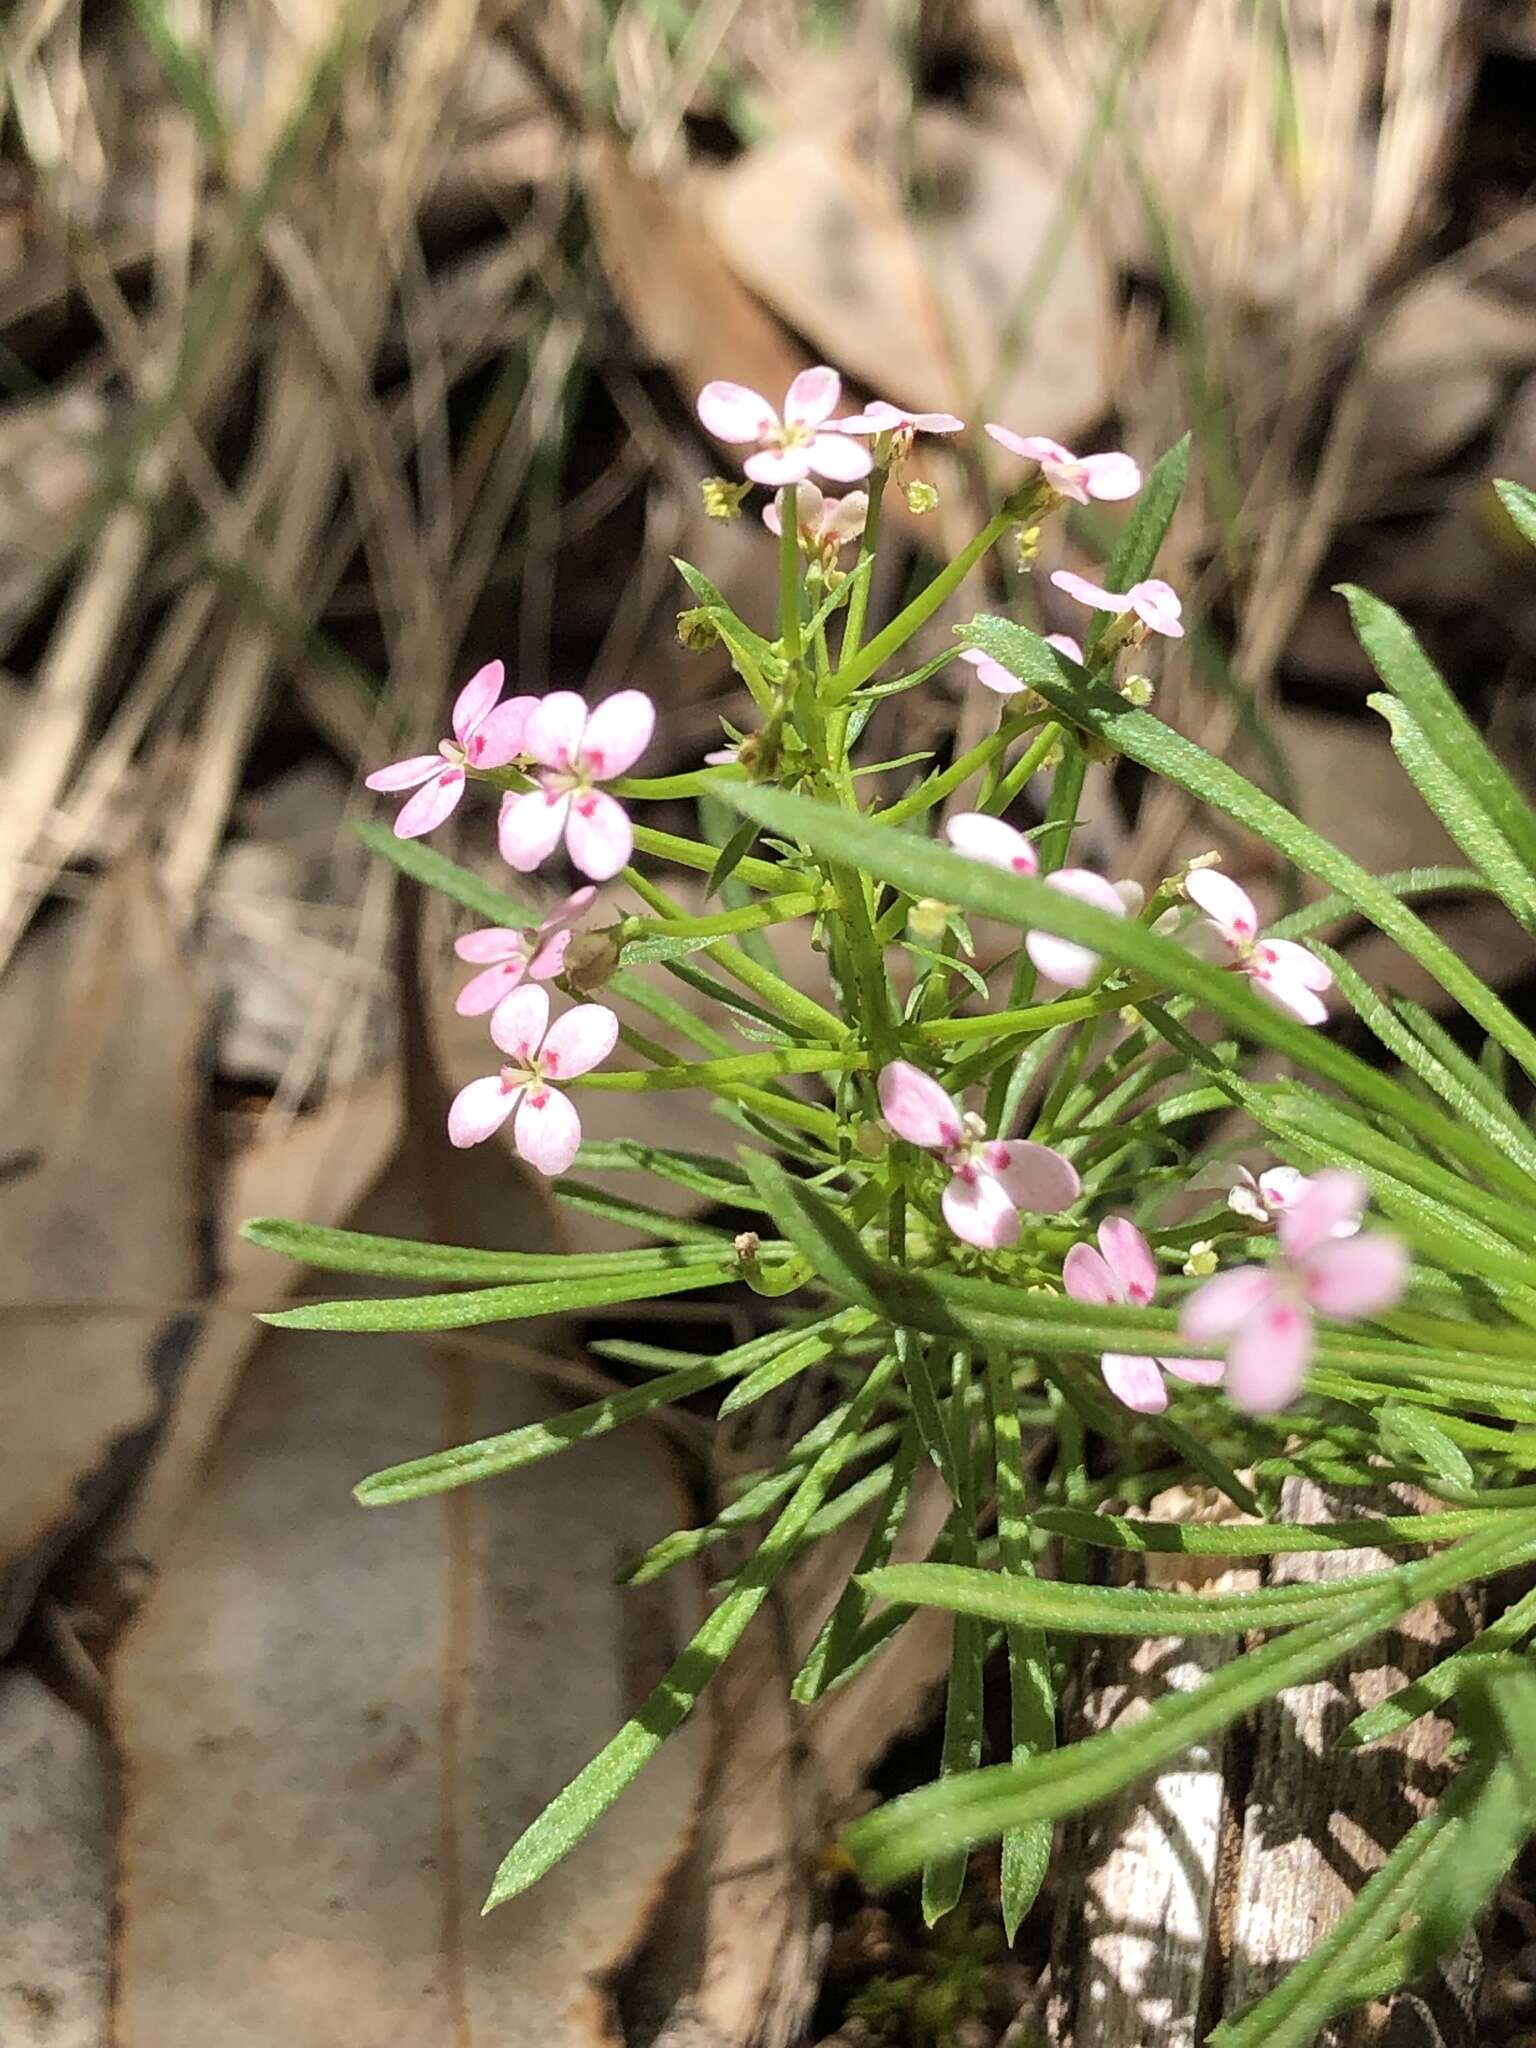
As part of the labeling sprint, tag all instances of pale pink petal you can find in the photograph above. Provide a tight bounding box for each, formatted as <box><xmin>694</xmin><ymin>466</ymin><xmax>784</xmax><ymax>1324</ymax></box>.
<box><xmin>878</xmin><ymin>1061</ymin><xmax>963</xmax><ymax>1150</ymax></box>
<box><xmin>697</xmin><ymin>380</ymin><xmax>778</xmax><ymax>443</ymax></box>
<box><xmin>1257</xmin><ymin>1166</ymin><xmax>1309</xmax><ymax>1213</ymax></box>
<box><xmin>514</xmin><ymin>1083</ymin><xmax>582</xmax><ymax>1176</ymax></box>
<box><xmin>523</xmin><ymin>691</ymin><xmax>588</xmax><ymax>772</ymax></box>
<box><xmin>764</xmin><ymin>480</ymin><xmax>821</xmax><ymax>540</ymax></box>
<box><xmin>539</xmin><ymin>1001</ymin><xmax>619</xmax><ymax>1081</ymax></box>
<box><xmin>451</xmin><ymin>660</ymin><xmax>505</xmax><ymax>742</ymax></box>
<box><xmin>1179</xmin><ymin>1264</ymin><xmax>1282</xmax><ymax>1344</ymax></box>
<box><xmin>1050</xmin><ymin>568</ymin><xmax>1127</xmax><ymax>613</ymax></box>
<box><xmin>983</xmin><ymin>1140</ymin><xmax>1081</xmax><ymax>1213</ymax></box>
<box><xmin>1255</xmin><ymin>938</ymin><xmax>1333</xmax><ymax>992</ymax></box>
<box><xmin>783</xmin><ymin>366</ymin><xmax>841</xmax><ymax>428</ymax></box>
<box><xmin>1115</xmin><ymin>879</ymin><xmax>1147</xmax><ymax>916</ymax></box>
<box><xmin>1026</xmin><ymin>867</ymin><xmax>1128</xmax><ymax>988</ymax></box>
<box><xmin>548</xmin><ymin>884</ymin><xmax>598</xmax><ymax>929</ymax></box>
<box><xmin>454</xmin><ymin>927</ymin><xmax>526</xmax><ymax>963</ymax></box>
<box><xmin>465</xmin><ymin>695</ymin><xmax>534</xmax><ymax>768</ymax></box>
<box><xmin>761</xmin><ymin>498</ymin><xmax>784</xmax><ymax>538</ymax></box>
<box><xmin>958</xmin><ymin>648</ymin><xmax>1027</xmax><ymax>697</ymax></box>
<box><xmin>1277</xmin><ymin>1170</ymin><xmax>1367</xmax><ymax>1260</ymax></box>
<box><xmin>579</xmin><ymin>689</ymin><xmax>655</xmax><ymax>779</ymax></box>
<box><xmin>985</xmin><ymin>427</ymin><xmax>1071</xmax><ymax>466</ymax></box>
<box><xmin>1160</xmin><ymin>1355</ymin><xmax>1226</xmax><ymax>1386</ymax></box>
<box><xmin>805</xmin><ymin>432</ymin><xmax>874</xmax><ymax>482</ymax></box>
<box><xmin>393</xmin><ymin>767</ymin><xmax>465</xmax><ymax>838</ymax></box>
<box><xmin>498</xmin><ymin>788</ymin><xmax>570</xmax><ymax>872</ymax></box>
<box><xmin>1078</xmin><ymin>452</ymin><xmax>1143</xmax><ymax>501</ymax></box>
<box><xmin>455</xmin><ymin>958</ymin><xmax>527</xmax><ymax>1015</ymax></box>
<box><xmin>1063</xmin><ymin>1241</ymin><xmax>1121</xmax><ymax>1306</ymax></box>
<box><xmin>1100</xmin><ymin>1352</ymin><xmax>1169</xmax><ymax>1414</ymax></box>
<box><xmin>488</xmin><ymin>981</ymin><xmax>549</xmax><ymax>1063</ymax></box>
<box><xmin>526</xmin><ymin>928</ymin><xmax>574</xmax><ymax>981</ymax></box>
<box><xmin>1248</xmin><ymin>961</ymin><xmax>1330</xmax><ymax>1027</ymax></box>
<box><xmin>1045</xmin><ymin>634</ymin><xmax>1083</xmax><ymax>663</ymax></box>
<box><xmin>942</xmin><ymin>1167</ymin><xmax>1019</xmax><ymax>1249</ymax></box>
<box><xmin>907</xmin><ymin>410</ymin><xmax>965</xmax><ymax>433</ymax></box>
<box><xmin>1129</xmin><ymin>579</ymin><xmax>1184</xmax><ymax>638</ymax></box>
<box><xmin>564</xmin><ymin>789</ymin><xmax>633</xmax><ymax>881</ymax></box>
<box><xmin>366</xmin><ymin>754</ymin><xmax>444</xmax><ymax>791</ymax></box>
<box><xmin>1299</xmin><ymin>1233</ymin><xmax>1408</xmax><ymax>1320</ymax></box>
<box><xmin>1224</xmin><ymin>1297</ymin><xmax>1314</xmax><ymax>1415</ymax></box>
<box><xmin>1184</xmin><ymin>868</ymin><xmax>1260</xmax><ymax>946</ymax></box>
<box><xmin>1098</xmin><ymin>1215</ymin><xmax>1158</xmax><ymax>1305</ymax></box>
<box><xmin>836</xmin><ymin>402</ymin><xmax>912</xmax><ymax>435</ymax></box>
<box><xmin>448</xmin><ymin>1073</ymin><xmax>521</xmax><ymax>1148</ymax></box>
<box><xmin>945</xmin><ymin>811</ymin><xmax>1038</xmax><ymax>875</ymax></box>
<box><xmin>745</xmin><ymin>446</ymin><xmax>812</xmax><ymax>486</ymax></box>
<box><xmin>824</xmin><ymin>491</ymin><xmax>869</xmax><ymax>545</ymax></box>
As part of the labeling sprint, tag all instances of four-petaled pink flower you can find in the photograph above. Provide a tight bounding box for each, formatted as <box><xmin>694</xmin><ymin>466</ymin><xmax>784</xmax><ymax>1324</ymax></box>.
<box><xmin>447</xmin><ymin>983</ymin><xmax>618</xmax><ymax>1173</ymax></box>
<box><xmin>696</xmin><ymin>367</ymin><xmax>873</xmax><ymax>487</ymax></box>
<box><xmin>986</xmin><ymin>428</ymin><xmax>1142</xmax><ymax>505</ymax></box>
<box><xmin>1180</xmin><ymin>1171</ymin><xmax>1408</xmax><ymax>1414</ymax></box>
<box><xmin>836</xmin><ymin>400</ymin><xmax>966</xmax><ymax>449</ymax></box>
<box><xmin>1063</xmin><ymin>1216</ymin><xmax>1223</xmax><ymax>1414</ymax></box>
<box><xmin>1184</xmin><ymin>869</ymin><xmax>1333</xmax><ymax>1026</ymax></box>
<box><xmin>944</xmin><ymin>814</ymin><xmax>1144</xmax><ymax>988</ymax></box>
<box><xmin>498</xmin><ymin>689</ymin><xmax>655</xmax><ymax>883</ymax></box>
<box><xmin>763</xmin><ymin>481</ymin><xmax>868</xmax><ymax>563</ymax></box>
<box><xmin>453</xmin><ymin>886</ymin><xmax>597</xmax><ymax>1016</ymax></box>
<box><xmin>877</xmin><ymin>1060</ymin><xmax>1080</xmax><ymax>1249</ymax></box>
<box><xmin>959</xmin><ymin>634</ymin><xmax>1081</xmax><ymax>696</ymax></box>
<box><xmin>364</xmin><ymin>661</ymin><xmax>533</xmax><ymax>839</ymax></box>
<box><xmin>1051</xmin><ymin>570</ymin><xmax>1184</xmax><ymax>639</ymax></box>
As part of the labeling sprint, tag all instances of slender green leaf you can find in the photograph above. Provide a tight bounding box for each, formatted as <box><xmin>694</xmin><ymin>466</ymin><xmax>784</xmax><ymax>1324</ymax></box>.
<box><xmin>260</xmin><ymin>1260</ymin><xmax>735</xmax><ymax>1335</ymax></box>
<box><xmin>483</xmin><ymin>1351</ymin><xmax>901</xmax><ymax>1909</ymax></box>
<box><xmin>244</xmin><ymin>1217</ymin><xmax>738</xmax><ymax>1283</ymax></box>
<box><xmin>1087</xmin><ymin>434</ymin><xmax>1190</xmax><ymax>654</ymax></box>
<box><xmin>1340</xmin><ymin>1584</ymin><xmax>1536</xmax><ymax>1748</ymax></box>
<box><xmin>353</xmin><ymin>819</ymin><xmax>536</xmax><ymax>926</ymax></box>
<box><xmin>1497</xmin><ymin>477</ymin><xmax>1536</xmax><ymax>550</ymax></box>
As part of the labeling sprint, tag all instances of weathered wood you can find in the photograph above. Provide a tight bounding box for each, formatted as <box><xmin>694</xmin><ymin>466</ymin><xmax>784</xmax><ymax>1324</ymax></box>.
<box><xmin>1048</xmin><ymin>1480</ymin><xmax>1484</xmax><ymax>2047</ymax></box>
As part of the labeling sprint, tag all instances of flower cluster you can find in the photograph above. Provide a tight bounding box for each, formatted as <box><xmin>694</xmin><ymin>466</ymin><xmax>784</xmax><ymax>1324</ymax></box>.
<box><xmin>356</xmin><ymin>366</ymin><xmax>1406</xmax><ymax>1415</ymax></box>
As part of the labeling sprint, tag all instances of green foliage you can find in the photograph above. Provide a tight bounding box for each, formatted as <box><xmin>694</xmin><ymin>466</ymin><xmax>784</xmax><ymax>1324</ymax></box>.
<box><xmin>253</xmin><ymin>435</ymin><xmax>1536</xmax><ymax>2033</ymax></box>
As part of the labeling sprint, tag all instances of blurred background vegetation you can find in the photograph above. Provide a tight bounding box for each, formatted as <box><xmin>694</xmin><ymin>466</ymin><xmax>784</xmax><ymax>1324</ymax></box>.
<box><xmin>6</xmin><ymin>4</ymin><xmax>1536</xmax><ymax>2045</ymax></box>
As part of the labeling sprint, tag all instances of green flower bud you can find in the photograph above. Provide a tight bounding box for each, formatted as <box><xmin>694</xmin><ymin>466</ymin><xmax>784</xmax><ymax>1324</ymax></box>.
<box><xmin>700</xmin><ymin>477</ymin><xmax>752</xmax><ymax>520</ymax></box>
<box><xmin>905</xmin><ymin>480</ymin><xmax>940</xmax><ymax>515</ymax></box>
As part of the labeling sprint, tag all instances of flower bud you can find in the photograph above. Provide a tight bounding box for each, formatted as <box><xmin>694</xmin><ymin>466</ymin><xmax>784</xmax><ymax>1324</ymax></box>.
<box><xmin>854</xmin><ymin>1120</ymin><xmax>887</xmax><ymax>1160</ymax></box>
<box><xmin>905</xmin><ymin>480</ymin><xmax>940</xmax><ymax>516</ymax></box>
<box><xmin>565</xmin><ymin>927</ymin><xmax>622</xmax><ymax>992</ymax></box>
<box><xmin>677</xmin><ymin>607</ymin><xmax>720</xmax><ymax>651</ymax></box>
<box><xmin>734</xmin><ymin>1230</ymin><xmax>761</xmax><ymax>1263</ymax></box>
<box><xmin>1118</xmin><ymin>672</ymin><xmax>1154</xmax><ymax>707</ymax></box>
<box><xmin>700</xmin><ymin>477</ymin><xmax>751</xmax><ymax>520</ymax></box>
<box><xmin>1183</xmin><ymin>1241</ymin><xmax>1219</xmax><ymax>1278</ymax></box>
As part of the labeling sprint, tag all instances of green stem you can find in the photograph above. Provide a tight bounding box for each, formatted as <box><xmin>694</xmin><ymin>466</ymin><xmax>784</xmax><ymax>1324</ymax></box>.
<box><xmin>779</xmin><ymin>501</ymin><xmax>803</xmax><ymax>669</ymax></box>
<box><xmin>830</xmin><ymin>510</ymin><xmax>1014</xmax><ymax>702</ymax></box>
<box><xmin>623</xmin><ymin>891</ymin><xmax>825</xmax><ymax>940</ymax></box>
<box><xmin>989</xmin><ymin>722</ymin><xmax>1062</xmax><ymax>816</ymax></box>
<box><xmin>839</xmin><ymin>455</ymin><xmax>890</xmax><ymax>666</ymax></box>
<box><xmin>879</xmin><ymin>708</ymin><xmax>1042</xmax><ymax>827</ymax></box>
<box><xmin>579</xmin><ymin>1048</ymin><xmax>867</xmax><ymax>1091</ymax></box>
<box><xmin>921</xmin><ymin>981</ymin><xmax>1159</xmax><ymax>1044</ymax></box>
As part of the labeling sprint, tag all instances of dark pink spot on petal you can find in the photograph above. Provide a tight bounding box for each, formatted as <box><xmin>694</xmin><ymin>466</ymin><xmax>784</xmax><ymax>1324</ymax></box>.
<box><xmin>1011</xmin><ymin>857</ymin><xmax>1031</xmax><ymax>873</ymax></box>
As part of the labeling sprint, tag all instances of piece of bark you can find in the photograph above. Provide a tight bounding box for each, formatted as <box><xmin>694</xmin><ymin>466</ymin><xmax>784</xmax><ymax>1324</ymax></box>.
<box><xmin>1218</xmin><ymin>1480</ymin><xmax>1481</xmax><ymax>2045</ymax></box>
<box><xmin>1046</xmin><ymin>1488</ymin><xmax>1260</xmax><ymax>2048</ymax></box>
<box><xmin>1049</xmin><ymin>1481</ymin><xmax>1483</xmax><ymax>2047</ymax></box>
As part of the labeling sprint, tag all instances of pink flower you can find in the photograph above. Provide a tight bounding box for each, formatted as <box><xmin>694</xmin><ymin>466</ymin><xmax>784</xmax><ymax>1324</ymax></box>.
<box><xmin>453</xmin><ymin>886</ymin><xmax>597</xmax><ymax>1016</ymax></box>
<box><xmin>364</xmin><ymin>661</ymin><xmax>533</xmax><ymax>838</ymax></box>
<box><xmin>958</xmin><ymin>633</ymin><xmax>1081</xmax><ymax>697</ymax></box>
<box><xmin>1223</xmin><ymin>1164</ymin><xmax>1360</xmax><ymax>1234</ymax></box>
<box><xmin>877</xmin><ymin>1060</ymin><xmax>1080</xmax><ymax>1249</ymax></box>
<box><xmin>986</xmin><ymin>428</ymin><xmax>1142</xmax><ymax>505</ymax></box>
<box><xmin>1063</xmin><ymin>1216</ymin><xmax>1223</xmax><ymax>1414</ymax></box>
<box><xmin>944</xmin><ymin>814</ymin><xmax>1144</xmax><ymax>988</ymax></box>
<box><xmin>447</xmin><ymin>983</ymin><xmax>618</xmax><ymax>1173</ymax></box>
<box><xmin>763</xmin><ymin>481</ymin><xmax>868</xmax><ymax>563</ymax></box>
<box><xmin>696</xmin><ymin>368</ymin><xmax>873</xmax><ymax>487</ymax></box>
<box><xmin>1180</xmin><ymin>1171</ymin><xmax>1408</xmax><ymax>1414</ymax></box>
<box><xmin>1050</xmin><ymin>570</ymin><xmax>1184</xmax><ymax>639</ymax></box>
<box><xmin>498</xmin><ymin>689</ymin><xmax>654</xmax><ymax>883</ymax></box>
<box><xmin>836</xmin><ymin>400</ymin><xmax>966</xmax><ymax>443</ymax></box>
<box><xmin>1183</xmin><ymin>869</ymin><xmax>1333</xmax><ymax>1026</ymax></box>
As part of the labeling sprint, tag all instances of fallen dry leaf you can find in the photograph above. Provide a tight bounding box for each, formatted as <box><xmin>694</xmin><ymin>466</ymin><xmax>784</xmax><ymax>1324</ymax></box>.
<box><xmin>110</xmin><ymin>1147</ymin><xmax>709</xmax><ymax>2048</ymax></box>
<box><xmin>0</xmin><ymin>864</ymin><xmax>203</xmax><ymax>1653</ymax></box>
